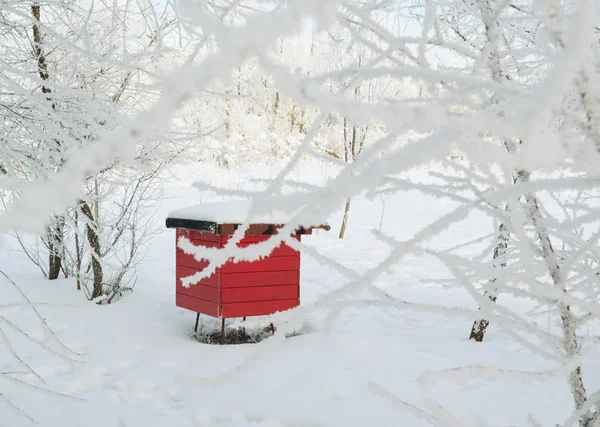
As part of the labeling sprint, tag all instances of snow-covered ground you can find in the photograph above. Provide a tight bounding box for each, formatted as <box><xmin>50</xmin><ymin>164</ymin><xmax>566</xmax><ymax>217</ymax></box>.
<box><xmin>0</xmin><ymin>161</ymin><xmax>594</xmax><ymax>427</ymax></box>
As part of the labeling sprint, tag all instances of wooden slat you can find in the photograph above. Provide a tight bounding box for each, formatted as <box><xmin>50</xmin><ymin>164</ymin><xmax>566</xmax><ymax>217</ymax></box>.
<box><xmin>176</xmin><ymin>265</ymin><xmax>220</xmax><ymax>287</ymax></box>
<box><xmin>175</xmin><ymin>240</ymin><xmax>219</xmax><ymax>251</ymax></box>
<box><xmin>219</xmin><ymin>224</ymin><xmax>286</xmax><ymax>236</ymax></box>
<box><xmin>176</xmin><ymin>251</ymin><xmax>210</xmax><ymax>270</ymax></box>
<box><xmin>221</xmin><ymin>255</ymin><xmax>300</xmax><ymax>274</ymax></box>
<box><xmin>232</xmin><ymin>242</ymin><xmax>298</xmax><ymax>257</ymax></box>
<box><xmin>219</xmin><ymin>240</ymin><xmax>300</xmax><ymax>258</ymax></box>
<box><xmin>220</xmin><ymin>234</ymin><xmax>266</xmax><ymax>246</ymax></box>
<box><xmin>221</xmin><ymin>270</ymin><xmax>299</xmax><ymax>288</ymax></box>
<box><xmin>221</xmin><ymin>298</ymin><xmax>299</xmax><ymax>318</ymax></box>
<box><xmin>264</xmin><ymin>243</ymin><xmax>299</xmax><ymax>257</ymax></box>
<box><xmin>177</xmin><ymin>229</ymin><xmax>220</xmax><ymax>243</ymax></box>
<box><xmin>176</xmin><ymin>293</ymin><xmax>219</xmax><ymax>317</ymax></box>
<box><xmin>176</xmin><ymin>282</ymin><xmax>219</xmax><ymax>302</ymax></box>
<box><xmin>220</xmin><ymin>234</ymin><xmax>300</xmax><ymax>245</ymax></box>
<box><xmin>222</xmin><ymin>284</ymin><xmax>298</xmax><ymax>303</ymax></box>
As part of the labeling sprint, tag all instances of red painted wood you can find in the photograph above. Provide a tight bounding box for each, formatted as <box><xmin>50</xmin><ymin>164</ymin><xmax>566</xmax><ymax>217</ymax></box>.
<box><xmin>222</xmin><ymin>284</ymin><xmax>298</xmax><ymax>303</ymax></box>
<box><xmin>225</xmin><ymin>241</ymin><xmax>299</xmax><ymax>257</ymax></box>
<box><xmin>176</xmin><ymin>240</ymin><xmax>219</xmax><ymax>252</ymax></box>
<box><xmin>176</xmin><ymin>265</ymin><xmax>220</xmax><ymax>287</ymax></box>
<box><xmin>221</xmin><ymin>234</ymin><xmax>300</xmax><ymax>244</ymax></box>
<box><xmin>221</xmin><ymin>298</ymin><xmax>299</xmax><ymax>318</ymax></box>
<box><xmin>176</xmin><ymin>293</ymin><xmax>219</xmax><ymax>317</ymax></box>
<box><xmin>177</xmin><ymin>229</ymin><xmax>220</xmax><ymax>243</ymax></box>
<box><xmin>174</xmin><ymin>227</ymin><xmax>304</xmax><ymax>319</ymax></box>
<box><xmin>221</xmin><ymin>255</ymin><xmax>300</xmax><ymax>274</ymax></box>
<box><xmin>221</xmin><ymin>270</ymin><xmax>299</xmax><ymax>288</ymax></box>
<box><xmin>176</xmin><ymin>251</ymin><xmax>211</xmax><ymax>270</ymax></box>
<box><xmin>176</xmin><ymin>282</ymin><xmax>219</xmax><ymax>302</ymax></box>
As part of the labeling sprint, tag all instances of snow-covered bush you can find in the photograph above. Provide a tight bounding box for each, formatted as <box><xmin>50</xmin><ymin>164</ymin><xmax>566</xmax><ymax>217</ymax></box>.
<box><xmin>0</xmin><ymin>0</ymin><xmax>201</xmax><ymax>300</ymax></box>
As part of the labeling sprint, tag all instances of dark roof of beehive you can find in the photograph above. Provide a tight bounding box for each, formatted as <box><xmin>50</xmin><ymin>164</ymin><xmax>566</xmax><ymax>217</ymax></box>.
<box><xmin>166</xmin><ymin>200</ymin><xmax>329</xmax><ymax>235</ymax></box>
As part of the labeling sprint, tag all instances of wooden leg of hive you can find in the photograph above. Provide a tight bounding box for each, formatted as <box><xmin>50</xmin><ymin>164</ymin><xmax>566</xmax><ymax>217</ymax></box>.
<box><xmin>221</xmin><ymin>318</ymin><xmax>225</xmax><ymax>345</ymax></box>
<box><xmin>243</xmin><ymin>317</ymin><xmax>246</xmax><ymax>322</ymax></box>
<box><xmin>194</xmin><ymin>312</ymin><xmax>200</xmax><ymax>333</ymax></box>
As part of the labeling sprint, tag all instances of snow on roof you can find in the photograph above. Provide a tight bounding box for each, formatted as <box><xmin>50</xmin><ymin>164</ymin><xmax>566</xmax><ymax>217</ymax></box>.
<box><xmin>167</xmin><ymin>199</ymin><xmax>320</xmax><ymax>226</ymax></box>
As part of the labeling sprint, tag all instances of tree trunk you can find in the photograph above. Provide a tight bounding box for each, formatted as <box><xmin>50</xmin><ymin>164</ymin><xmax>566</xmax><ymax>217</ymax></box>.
<box><xmin>80</xmin><ymin>202</ymin><xmax>103</xmax><ymax>299</ymax></box>
<box><xmin>351</xmin><ymin>125</ymin><xmax>358</xmax><ymax>160</ymax></box>
<box><xmin>298</xmin><ymin>109</ymin><xmax>307</xmax><ymax>134</ymax></box>
<box><xmin>343</xmin><ymin>116</ymin><xmax>350</xmax><ymax>162</ymax></box>
<box><xmin>32</xmin><ymin>3</ymin><xmax>64</xmax><ymax>279</ymax></box>
<box><xmin>273</xmin><ymin>91</ymin><xmax>280</xmax><ymax>117</ymax></box>
<box><xmin>31</xmin><ymin>4</ymin><xmax>51</xmax><ymax>95</ymax></box>
<box><xmin>469</xmin><ymin>0</ymin><xmax>511</xmax><ymax>339</ymax></box>
<box><xmin>47</xmin><ymin>217</ymin><xmax>64</xmax><ymax>280</ymax></box>
<box><xmin>339</xmin><ymin>117</ymin><xmax>355</xmax><ymax>239</ymax></box>
<box><xmin>470</xmin><ymin>213</ymin><xmax>509</xmax><ymax>341</ymax></box>
<box><xmin>225</xmin><ymin>89</ymin><xmax>231</xmax><ymax>139</ymax></box>
<box><xmin>339</xmin><ymin>198</ymin><xmax>351</xmax><ymax>239</ymax></box>
<box><xmin>74</xmin><ymin>210</ymin><xmax>81</xmax><ymax>291</ymax></box>
<box><xmin>515</xmin><ymin>168</ymin><xmax>590</xmax><ymax>424</ymax></box>
<box><xmin>290</xmin><ymin>104</ymin><xmax>296</xmax><ymax>132</ymax></box>
<box><xmin>523</xmin><ymin>187</ymin><xmax>588</xmax><ymax>419</ymax></box>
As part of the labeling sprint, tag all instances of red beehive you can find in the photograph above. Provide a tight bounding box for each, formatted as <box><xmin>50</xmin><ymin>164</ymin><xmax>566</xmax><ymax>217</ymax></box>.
<box><xmin>166</xmin><ymin>201</ymin><xmax>328</xmax><ymax>333</ymax></box>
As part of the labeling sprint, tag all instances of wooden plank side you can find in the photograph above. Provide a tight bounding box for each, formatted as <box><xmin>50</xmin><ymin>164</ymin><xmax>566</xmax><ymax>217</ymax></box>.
<box><xmin>176</xmin><ymin>293</ymin><xmax>219</xmax><ymax>317</ymax></box>
<box><xmin>177</xmin><ymin>229</ymin><xmax>220</xmax><ymax>243</ymax></box>
<box><xmin>221</xmin><ymin>234</ymin><xmax>300</xmax><ymax>245</ymax></box>
<box><xmin>176</xmin><ymin>251</ymin><xmax>210</xmax><ymax>270</ymax></box>
<box><xmin>220</xmin><ymin>234</ymin><xmax>267</xmax><ymax>246</ymax></box>
<box><xmin>222</xmin><ymin>285</ymin><xmax>299</xmax><ymax>303</ymax></box>
<box><xmin>176</xmin><ymin>241</ymin><xmax>220</xmax><ymax>251</ymax></box>
<box><xmin>176</xmin><ymin>282</ymin><xmax>219</xmax><ymax>302</ymax></box>
<box><xmin>221</xmin><ymin>270</ymin><xmax>299</xmax><ymax>288</ymax></box>
<box><xmin>176</xmin><ymin>265</ymin><xmax>220</xmax><ymax>287</ymax></box>
<box><xmin>221</xmin><ymin>255</ymin><xmax>300</xmax><ymax>274</ymax></box>
<box><xmin>221</xmin><ymin>299</ymin><xmax>299</xmax><ymax>318</ymax></box>
<box><xmin>220</xmin><ymin>224</ymin><xmax>282</xmax><ymax>236</ymax></box>
<box><xmin>222</xmin><ymin>241</ymin><xmax>299</xmax><ymax>257</ymax></box>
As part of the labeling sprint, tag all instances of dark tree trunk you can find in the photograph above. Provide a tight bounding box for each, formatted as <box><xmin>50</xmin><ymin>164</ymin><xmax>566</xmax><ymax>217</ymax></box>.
<box><xmin>31</xmin><ymin>4</ymin><xmax>51</xmax><ymax>95</ymax></box>
<box><xmin>32</xmin><ymin>3</ymin><xmax>65</xmax><ymax>279</ymax></box>
<box><xmin>47</xmin><ymin>217</ymin><xmax>64</xmax><ymax>280</ymax></box>
<box><xmin>74</xmin><ymin>210</ymin><xmax>82</xmax><ymax>290</ymax></box>
<box><xmin>80</xmin><ymin>202</ymin><xmax>103</xmax><ymax>299</ymax></box>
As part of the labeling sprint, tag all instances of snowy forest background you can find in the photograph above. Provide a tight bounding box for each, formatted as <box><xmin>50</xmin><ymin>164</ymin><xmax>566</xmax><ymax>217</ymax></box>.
<box><xmin>2</xmin><ymin>0</ymin><xmax>600</xmax><ymax>426</ymax></box>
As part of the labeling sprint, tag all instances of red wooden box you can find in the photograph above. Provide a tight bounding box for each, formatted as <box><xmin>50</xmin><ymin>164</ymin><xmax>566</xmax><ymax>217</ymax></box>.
<box><xmin>166</xmin><ymin>201</ymin><xmax>329</xmax><ymax>334</ymax></box>
<box><xmin>173</xmin><ymin>227</ymin><xmax>303</xmax><ymax>319</ymax></box>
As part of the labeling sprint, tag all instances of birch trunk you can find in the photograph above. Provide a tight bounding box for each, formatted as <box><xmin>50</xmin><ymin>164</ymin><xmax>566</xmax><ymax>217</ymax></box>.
<box><xmin>469</xmin><ymin>218</ymin><xmax>508</xmax><ymax>341</ymax></box>
<box><xmin>468</xmin><ymin>0</ymin><xmax>510</xmax><ymax>339</ymax></box>
<box><xmin>339</xmin><ymin>198</ymin><xmax>351</xmax><ymax>239</ymax></box>
<box><xmin>80</xmin><ymin>202</ymin><xmax>103</xmax><ymax>299</ymax></box>
<box><xmin>521</xmin><ymin>178</ymin><xmax>589</xmax><ymax>422</ymax></box>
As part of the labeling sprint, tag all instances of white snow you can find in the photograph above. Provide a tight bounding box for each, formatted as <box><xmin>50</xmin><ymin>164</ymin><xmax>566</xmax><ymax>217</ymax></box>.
<box><xmin>0</xmin><ymin>161</ymin><xmax>592</xmax><ymax>427</ymax></box>
<box><xmin>167</xmin><ymin>199</ymin><xmax>323</xmax><ymax>226</ymax></box>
